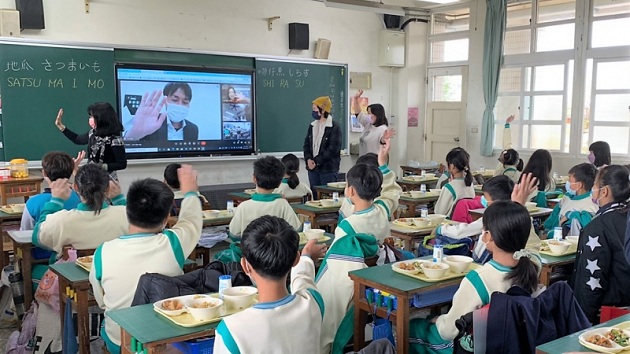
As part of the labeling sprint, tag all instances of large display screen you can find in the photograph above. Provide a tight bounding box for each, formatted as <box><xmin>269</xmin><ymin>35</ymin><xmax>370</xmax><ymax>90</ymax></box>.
<box><xmin>116</xmin><ymin>64</ymin><xmax>255</xmax><ymax>159</ymax></box>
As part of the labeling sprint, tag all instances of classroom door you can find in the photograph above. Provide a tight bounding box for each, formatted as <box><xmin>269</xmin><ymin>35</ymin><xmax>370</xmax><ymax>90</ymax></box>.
<box><xmin>425</xmin><ymin>66</ymin><xmax>467</xmax><ymax>162</ymax></box>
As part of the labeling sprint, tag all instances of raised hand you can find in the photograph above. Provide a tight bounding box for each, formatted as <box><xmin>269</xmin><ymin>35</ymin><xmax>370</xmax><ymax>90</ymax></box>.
<box><xmin>73</xmin><ymin>151</ymin><xmax>86</xmax><ymax>175</ymax></box>
<box><xmin>506</xmin><ymin>115</ymin><xmax>516</xmax><ymax>124</ymax></box>
<box><xmin>353</xmin><ymin>90</ymin><xmax>364</xmax><ymax>99</ymax></box>
<box><xmin>378</xmin><ymin>135</ymin><xmax>392</xmax><ymax>167</ymax></box>
<box><xmin>124</xmin><ymin>90</ymin><xmax>166</xmax><ymax>140</ymax></box>
<box><xmin>55</xmin><ymin>109</ymin><xmax>65</xmax><ymax>131</ymax></box>
<box><xmin>177</xmin><ymin>164</ymin><xmax>198</xmax><ymax>194</ymax></box>
<box><xmin>50</xmin><ymin>178</ymin><xmax>72</xmax><ymax>201</ymax></box>
<box><xmin>382</xmin><ymin>128</ymin><xmax>396</xmax><ymax>141</ymax></box>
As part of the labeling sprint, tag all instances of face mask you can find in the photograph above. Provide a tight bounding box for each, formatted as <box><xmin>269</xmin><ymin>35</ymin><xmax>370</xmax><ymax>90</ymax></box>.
<box><xmin>565</xmin><ymin>181</ymin><xmax>577</xmax><ymax>196</ymax></box>
<box><xmin>588</xmin><ymin>152</ymin><xmax>596</xmax><ymax>164</ymax></box>
<box><xmin>167</xmin><ymin>104</ymin><xmax>189</xmax><ymax>123</ymax></box>
<box><xmin>591</xmin><ymin>187</ymin><xmax>604</xmax><ymax>206</ymax></box>
<box><xmin>88</xmin><ymin>117</ymin><xmax>96</xmax><ymax>129</ymax></box>
<box><xmin>312</xmin><ymin>111</ymin><xmax>321</xmax><ymax>120</ymax></box>
<box><xmin>481</xmin><ymin>196</ymin><xmax>488</xmax><ymax>208</ymax></box>
<box><xmin>482</xmin><ymin>231</ymin><xmax>491</xmax><ymax>247</ymax></box>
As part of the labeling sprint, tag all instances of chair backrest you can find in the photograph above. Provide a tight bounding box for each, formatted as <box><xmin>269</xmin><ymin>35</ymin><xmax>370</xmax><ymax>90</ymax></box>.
<box><xmin>450</xmin><ymin>197</ymin><xmax>481</xmax><ymax>222</ymax></box>
<box><xmin>600</xmin><ymin>306</ymin><xmax>630</xmax><ymax>323</ymax></box>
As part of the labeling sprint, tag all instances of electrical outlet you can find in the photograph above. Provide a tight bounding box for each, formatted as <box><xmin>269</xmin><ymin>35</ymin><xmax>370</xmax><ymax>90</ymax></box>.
<box><xmin>471</xmin><ymin>126</ymin><xmax>479</xmax><ymax>134</ymax></box>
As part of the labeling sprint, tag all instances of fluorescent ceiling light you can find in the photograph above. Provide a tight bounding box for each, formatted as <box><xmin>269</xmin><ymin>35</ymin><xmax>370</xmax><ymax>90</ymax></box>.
<box><xmin>324</xmin><ymin>0</ymin><xmax>406</xmax><ymax>16</ymax></box>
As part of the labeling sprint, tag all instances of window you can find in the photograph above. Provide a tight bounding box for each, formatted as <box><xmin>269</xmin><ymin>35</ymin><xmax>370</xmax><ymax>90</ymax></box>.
<box><xmin>495</xmin><ymin>0</ymin><xmax>630</xmax><ymax>157</ymax></box>
<box><xmin>429</xmin><ymin>6</ymin><xmax>470</xmax><ymax>66</ymax></box>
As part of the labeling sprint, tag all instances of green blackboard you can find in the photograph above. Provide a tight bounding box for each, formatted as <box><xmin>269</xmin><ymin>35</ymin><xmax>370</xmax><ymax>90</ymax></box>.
<box><xmin>0</xmin><ymin>43</ymin><xmax>116</xmax><ymax>161</ymax></box>
<box><xmin>255</xmin><ymin>59</ymin><xmax>347</xmax><ymax>153</ymax></box>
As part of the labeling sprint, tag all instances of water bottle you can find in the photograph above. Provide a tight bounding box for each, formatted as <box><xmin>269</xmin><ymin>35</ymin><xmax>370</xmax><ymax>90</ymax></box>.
<box><xmin>332</xmin><ymin>192</ymin><xmax>339</xmax><ymax>202</ymax></box>
<box><xmin>420</xmin><ymin>207</ymin><xmax>428</xmax><ymax>218</ymax></box>
<box><xmin>226</xmin><ymin>200</ymin><xmax>234</xmax><ymax>214</ymax></box>
<box><xmin>553</xmin><ymin>172</ymin><xmax>559</xmax><ymax>179</ymax></box>
<box><xmin>553</xmin><ymin>227</ymin><xmax>563</xmax><ymax>241</ymax></box>
<box><xmin>480</xmin><ymin>165</ymin><xmax>485</xmax><ymax>173</ymax></box>
<box><xmin>303</xmin><ymin>221</ymin><xmax>311</xmax><ymax>232</ymax></box>
<box><xmin>420</xmin><ymin>184</ymin><xmax>427</xmax><ymax>194</ymax></box>
<box><xmin>433</xmin><ymin>244</ymin><xmax>443</xmax><ymax>263</ymax></box>
<box><xmin>8</xmin><ymin>271</ymin><xmax>24</xmax><ymax>320</ymax></box>
<box><xmin>218</xmin><ymin>275</ymin><xmax>232</xmax><ymax>299</ymax></box>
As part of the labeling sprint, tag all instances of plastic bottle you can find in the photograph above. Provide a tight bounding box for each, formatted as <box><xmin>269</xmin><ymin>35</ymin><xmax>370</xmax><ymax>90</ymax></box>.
<box><xmin>332</xmin><ymin>192</ymin><xmax>339</xmax><ymax>202</ymax></box>
<box><xmin>554</xmin><ymin>227</ymin><xmax>563</xmax><ymax>241</ymax></box>
<box><xmin>420</xmin><ymin>207</ymin><xmax>428</xmax><ymax>218</ymax></box>
<box><xmin>8</xmin><ymin>271</ymin><xmax>24</xmax><ymax>320</ymax></box>
<box><xmin>218</xmin><ymin>275</ymin><xmax>232</xmax><ymax>299</ymax></box>
<box><xmin>303</xmin><ymin>221</ymin><xmax>311</xmax><ymax>232</ymax></box>
<box><xmin>433</xmin><ymin>243</ymin><xmax>443</xmax><ymax>263</ymax></box>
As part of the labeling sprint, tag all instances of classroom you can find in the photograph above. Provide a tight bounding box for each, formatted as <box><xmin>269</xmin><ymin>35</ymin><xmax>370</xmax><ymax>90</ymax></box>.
<box><xmin>0</xmin><ymin>0</ymin><xmax>628</xmax><ymax>353</ymax></box>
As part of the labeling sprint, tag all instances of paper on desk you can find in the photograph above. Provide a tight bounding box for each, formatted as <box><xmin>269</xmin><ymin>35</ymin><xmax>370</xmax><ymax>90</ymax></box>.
<box><xmin>198</xmin><ymin>227</ymin><xmax>228</xmax><ymax>248</ymax></box>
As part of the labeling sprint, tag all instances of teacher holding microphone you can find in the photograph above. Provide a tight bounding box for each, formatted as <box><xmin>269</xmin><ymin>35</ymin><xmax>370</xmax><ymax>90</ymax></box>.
<box><xmin>303</xmin><ymin>96</ymin><xmax>342</xmax><ymax>196</ymax></box>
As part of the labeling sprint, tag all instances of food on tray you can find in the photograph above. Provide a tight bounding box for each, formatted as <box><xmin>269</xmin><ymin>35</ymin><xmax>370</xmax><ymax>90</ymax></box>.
<box><xmin>194</xmin><ymin>295</ymin><xmax>206</xmax><ymax>299</ymax></box>
<box><xmin>586</xmin><ymin>334</ymin><xmax>613</xmax><ymax>348</ymax></box>
<box><xmin>161</xmin><ymin>300</ymin><xmax>183</xmax><ymax>311</ymax></box>
<box><xmin>547</xmin><ymin>240</ymin><xmax>563</xmax><ymax>246</ymax></box>
<box><xmin>77</xmin><ymin>256</ymin><xmax>93</xmax><ymax>263</ymax></box>
<box><xmin>608</xmin><ymin>328</ymin><xmax>630</xmax><ymax>347</ymax></box>
<box><xmin>423</xmin><ymin>263</ymin><xmax>444</xmax><ymax>270</ymax></box>
<box><xmin>540</xmin><ymin>241</ymin><xmax>549</xmax><ymax>251</ymax></box>
<box><xmin>397</xmin><ymin>261</ymin><xmax>424</xmax><ymax>271</ymax></box>
<box><xmin>189</xmin><ymin>301</ymin><xmax>218</xmax><ymax>309</ymax></box>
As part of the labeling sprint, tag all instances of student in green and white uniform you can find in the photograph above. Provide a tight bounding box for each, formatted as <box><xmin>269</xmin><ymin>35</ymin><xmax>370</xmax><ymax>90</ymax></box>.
<box><xmin>409</xmin><ymin>201</ymin><xmax>540</xmax><ymax>354</ymax></box>
<box><xmin>90</xmin><ymin>165</ymin><xmax>202</xmax><ymax>354</ymax></box>
<box><xmin>273</xmin><ymin>153</ymin><xmax>312</xmax><ymax>200</ymax></box>
<box><xmin>229</xmin><ymin>156</ymin><xmax>301</xmax><ymax>237</ymax></box>
<box><xmin>544</xmin><ymin>163</ymin><xmax>598</xmax><ymax>239</ymax></box>
<box><xmin>493</xmin><ymin>149</ymin><xmax>523</xmax><ymax>184</ymax></box>
<box><xmin>434</xmin><ymin>148</ymin><xmax>475</xmax><ymax>216</ymax></box>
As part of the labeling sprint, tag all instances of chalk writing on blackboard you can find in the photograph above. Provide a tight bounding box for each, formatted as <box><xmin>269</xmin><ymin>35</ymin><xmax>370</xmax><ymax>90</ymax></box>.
<box><xmin>5</xmin><ymin>59</ymin><xmax>101</xmax><ymax>73</ymax></box>
<box><xmin>261</xmin><ymin>78</ymin><xmax>305</xmax><ymax>89</ymax></box>
<box><xmin>257</xmin><ymin>67</ymin><xmax>310</xmax><ymax>77</ymax></box>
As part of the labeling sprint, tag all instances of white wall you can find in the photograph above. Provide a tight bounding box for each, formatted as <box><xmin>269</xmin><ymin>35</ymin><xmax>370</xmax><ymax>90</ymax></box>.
<box><xmin>0</xmin><ymin>0</ymin><xmax>396</xmax><ymax>190</ymax></box>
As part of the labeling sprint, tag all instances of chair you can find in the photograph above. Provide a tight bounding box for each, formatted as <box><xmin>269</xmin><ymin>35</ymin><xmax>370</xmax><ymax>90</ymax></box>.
<box><xmin>600</xmin><ymin>306</ymin><xmax>630</xmax><ymax>323</ymax></box>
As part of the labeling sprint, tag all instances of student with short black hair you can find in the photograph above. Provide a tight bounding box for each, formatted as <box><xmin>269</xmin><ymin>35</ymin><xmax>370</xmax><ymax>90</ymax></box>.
<box><xmin>543</xmin><ymin>163</ymin><xmax>598</xmax><ymax>238</ymax></box>
<box><xmin>274</xmin><ymin>153</ymin><xmax>312</xmax><ymax>199</ymax></box>
<box><xmin>20</xmin><ymin>151</ymin><xmax>81</xmax><ymax>231</ymax></box>
<box><xmin>90</xmin><ymin>165</ymin><xmax>202</xmax><ymax>354</ymax></box>
<box><xmin>434</xmin><ymin>147</ymin><xmax>476</xmax><ymax>216</ymax></box>
<box><xmin>589</xmin><ymin>141</ymin><xmax>611</xmax><ymax>169</ymax></box>
<box><xmin>32</xmin><ymin>164</ymin><xmax>128</xmax><ymax>259</ymax></box>
<box><xmin>317</xmin><ymin>138</ymin><xmax>400</xmax><ymax>354</ymax></box>
<box><xmin>410</xmin><ymin>201</ymin><xmax>540</xmax><ymax>351</ymax></box>
<box><xmin>214</xmin><ymin>216</ymin><xmax>327</xmax><ymax>353</ymax></box>
<box><xmin>229</xmin><ymin>156</ymin><xmax>301</xmax><ymax>237</ymax></box>
<box><xmin>573</xmin><ymin>165</ymin><xmax>630</xmax><ymax>324</ymax></box>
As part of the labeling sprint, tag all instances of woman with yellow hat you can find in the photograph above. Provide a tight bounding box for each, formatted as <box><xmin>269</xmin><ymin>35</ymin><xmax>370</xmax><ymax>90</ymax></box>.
<box><xmin>303</xmin><ymin>96</ymin><xmax>343</xmax><ymax>196</ymax></box>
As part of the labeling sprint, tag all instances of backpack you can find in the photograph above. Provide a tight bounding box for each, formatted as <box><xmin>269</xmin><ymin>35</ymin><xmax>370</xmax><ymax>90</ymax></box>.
<box><xmin>6</xmin><ymin>302</ymin><xmax>38</xmax><ymax>354</ymax></box>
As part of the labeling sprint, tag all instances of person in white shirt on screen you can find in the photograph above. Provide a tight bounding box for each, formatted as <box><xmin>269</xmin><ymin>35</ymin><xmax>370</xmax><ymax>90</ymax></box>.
<box><xmin>123</xmin><ymin>82</ymin><xmax>199</xmax><ymax>141</ymax></box>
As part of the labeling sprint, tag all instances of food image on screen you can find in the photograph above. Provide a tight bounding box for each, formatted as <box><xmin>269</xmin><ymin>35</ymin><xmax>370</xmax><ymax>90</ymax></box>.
<box><xmin>116</xmin><ymin>64</ymin><xmax>255</xmax><ymax>159</ymax></box>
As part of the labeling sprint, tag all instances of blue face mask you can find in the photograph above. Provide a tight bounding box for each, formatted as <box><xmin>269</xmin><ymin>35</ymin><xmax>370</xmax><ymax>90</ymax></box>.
<box><xmin>565</xmin><ymin>181</ymin><xmax>577</xmax><ymax>196</ymax></box>
<box><xmin>312</xmin><ymin>111</ymin><xmax>321</xmax><ymax>120</ymax></box>
<box><xmin>481</xmin><ymin>196</ymin><xmax>488</xmax><ymax>208</ymax></box>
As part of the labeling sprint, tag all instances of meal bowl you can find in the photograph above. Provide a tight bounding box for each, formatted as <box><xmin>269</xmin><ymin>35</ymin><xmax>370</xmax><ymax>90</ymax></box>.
<box><xmin>221</xmin><ymin>286</ymin><xmax>258</xmax><ymax>311</ymax></box>
<box><xmin>185</xmin><ymin>297</ymin><xmax>223</xmax><ymax>321</ymax></box>
<box><xmin>423</xmin><ymin>173</ymin><xmax>436</xmax><ymax>179</ymax></box>
<box><xmin>156</xmin><ymin>298</ymin><xmax>187</xmax><ymax>316</ymax></box>
<box><xmin>420</xmin><ymin>262</ymin><xmax>449</xmax><ymax>279</ymax></box>
<box><xmin>410</xmin><ymin>191</ymin><xmax>424</xmax><ymax>198</ymax></box>
<box><xmin>412</xmin><ymin>218</ymin><xmax>431</xmax><ymax>228</ymax></box>
<box><xmin>320</xmin><ymin>199</ymin><xmax>335</xmax><ymax>207</ymax></box>
<box><xmin>443</xmin><ymin>255</ymin><xmax>473</xmax><ymax>274</ymax></box>
<box><xmin>430</xmin><ymin>189</ymin><xmax>442</xmax><ymax>194</ymax></box>
<box><xmin>203</xmin><ymin>210</ymin><xmax>221</xmax><ymax>219</ymax></box>
<box><xmin>8</xmin><ymin>204</ymin><xmax>25</xmax><ymax>213</ymax></box>
<box><xmin>305</xmin><ymin>228</ymin><xmax>325</xmax><ymax>240</ymax></box>
<box><xmin>525</xmin><ymin>202</ymin><xmax>537</xmax><ymax>211</ymax></box>
<box><xmin>427</xmin><ymin>214</ymin><xmax>447</xmax><ymax>225</ymax></box>
<box><xmin>547</xmin><ymin>240</ymin><xmax>571</xmax><ymax>255</ymax></box>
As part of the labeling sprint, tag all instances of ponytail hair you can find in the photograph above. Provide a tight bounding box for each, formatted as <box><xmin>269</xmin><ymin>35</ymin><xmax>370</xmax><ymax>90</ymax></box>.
<box><xmin>75</xmin><ymin>163</ymin><xmax>110</xmax><ymax>215</ymax></box>
<box><xmin>482</xmin><ymin>201</ymin><xmax>539</xmax><ymax>293</ymax></box>
<box><xmin>517</xmin><ymin>159</ymin><xmax>524</xmax><ymax>172</ymax></box>
<box><xmin>281</xmin><ymin>154</ymin><xmax>300</xmax><ymax>189</ymax></box>
<box><xmin>446</xmin><ymin>147</ymin><xmax>473</xmax><ymax>186</ymax></box>
<box><xmin>502</xmin><ymin>149</ymin><xmax>522</xmax><ymax>171</ymax></box>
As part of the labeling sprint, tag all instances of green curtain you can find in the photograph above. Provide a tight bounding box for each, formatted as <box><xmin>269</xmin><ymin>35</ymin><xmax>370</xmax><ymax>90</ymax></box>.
<box><xmin>480</xmin><ymin>0</ymin><xmax>507</xmax><ymax>156</ymax></box>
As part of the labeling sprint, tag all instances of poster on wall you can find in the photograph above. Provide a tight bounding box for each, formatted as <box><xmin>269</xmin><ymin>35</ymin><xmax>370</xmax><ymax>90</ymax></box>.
<box><xmin>350</xmin><ymin>96</ymin><xmax>368</xmax><ymax>132</ymax></box>
<box><xmin>408</xmin><ymin>107</ymin><xmax>419</xmax><ymax>127</ymax></box>
<box><xmin>350</xmin><ymin>115</ymin><xmax>363</xmax><ymax>132</ymax></box>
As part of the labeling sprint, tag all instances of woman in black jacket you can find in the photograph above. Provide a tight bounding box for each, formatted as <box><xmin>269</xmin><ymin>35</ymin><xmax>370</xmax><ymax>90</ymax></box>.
<box><xmin>571</xmin><ymin>164</ymin><xmax>630</xmax><ymax>324</ymax></box>
<box><xmin>303</xmin><ymin>96</ymin><xmax>342</xmax><ymax>195</ymax></box>
<box><xmin>55</xmin><ymin>102</ymin><xmax>127</xmax><ymax>180</ymax></box>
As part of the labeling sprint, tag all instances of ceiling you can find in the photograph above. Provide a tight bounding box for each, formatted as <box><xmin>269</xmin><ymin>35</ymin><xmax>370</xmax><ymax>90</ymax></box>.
<box><xmin>318</xmin><ymin>0</ymin><xmax>469</xmax><ymax>15</ymax></box>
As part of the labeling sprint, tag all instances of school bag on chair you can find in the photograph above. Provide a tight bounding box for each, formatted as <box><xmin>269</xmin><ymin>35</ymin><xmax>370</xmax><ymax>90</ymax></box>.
<box><xmin>417</xmin><ymin>230</ymin><xmax>474</xmax><ymax>257</ymax></box>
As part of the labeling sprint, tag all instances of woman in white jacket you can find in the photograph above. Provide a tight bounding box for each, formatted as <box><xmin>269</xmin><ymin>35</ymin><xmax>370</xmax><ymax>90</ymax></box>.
<box><xmin>352</xmin><ymin>90</ymin><xmax>393</xmax><ymax>156</ymax></box>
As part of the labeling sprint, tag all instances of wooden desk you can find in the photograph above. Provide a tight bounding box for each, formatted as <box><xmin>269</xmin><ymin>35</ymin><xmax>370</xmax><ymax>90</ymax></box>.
<box><xmin>398</xmin><ymin>192</ymin><xmax>440</xmax><ymax>217</ymax></box>
<box><xmin>349</xmin><ymin>260</ymin><xmax>463</xmax><ymax>354</ymax></box>
<box><xmin>536</xmin><ymin>314</ymin><xmax>630</xmax><ymax>353</ymax></box>
<box><xmin>108</xmin><ymin>302</ymin><xmax>219</xmax><ymax>354</ymax></box>
<box><xmin>8</xmin><ymin>230</ymin><xmax>46</xmax><ymax>311</ymax></box>
<box><xmin>389</xmin><ymin>221</ymin><xmax>459</xmax><ymax>251</ymax></box>
<box><xmin>312</xmin><ymin>185</ymin><xmax>344</xmax><ymax>200</ymax></box>
<box><xmin>292</xmin><ymin>203</ymin><xmax>340</xmax><ymax>231</ymax></box>
<box><xmin>547</xmin><ymin>198</ymin><xmax>561</xmax><ymax>208</ymax></box>
<box><xmin>396</xmin><ymin>178</ymin><xmax>439</xmax><ymax>192</ymax></box>
<box><xmin>0</xmin><ymin>176</ymin><xmax>43</xmax><ymax>206</ymax></box>
<box><xmin>469</xmin><ymin>207</ymin><xmax>554</xmax><ymax>222</ymax></box>
<box><xmin>227</xmin><ymin>192</ymin><xmax>304</xmax><ymax>206</ymax></box>
<box><xmin>400</xmin><ymin>166</ymin><xmax>440</xmax><ymax>177</ymax></box>
<box><xmin>539</xmin><ymin>252</ymin><xmax>576</xmax><ymax>286</ymax></box>
<box><xmin>0</xmin><ymin>210</ymin><xmax>22</xmax><ymax>267</ymax></box>
<box><xmin>49</xmin><ymin>262</ymin><xmax>92</xmax><ymax>354</ymax></box>
<box><xmin>474</xmin><ymin>185</ymin><xmax>483</xmax><ymax>196</ymax></box>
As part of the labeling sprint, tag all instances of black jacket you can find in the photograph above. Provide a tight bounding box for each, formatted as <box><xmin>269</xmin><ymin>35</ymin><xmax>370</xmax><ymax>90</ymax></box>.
<box><xmin>303</xmin><ymin>119</ymin><xmax>342</xmax><ymax>173</ymax></box>
<box><xmin>141</xmin><ymin>118</ymin><xmax>199</xmax><ymax>142</ymax></box>
<box><xmin>571</xmin><ymin>202</ymin><xmax>630</xmax><ymax>324</ymax></box>
<box><xmin>62</xmin><ymin>128</ymin><xmax>127</xmax><ymax>173</ymax></box>
<box><xmin>486</xmin><ymin>282</ymin><xmax>590</xmax><ymax>353</ymax></box>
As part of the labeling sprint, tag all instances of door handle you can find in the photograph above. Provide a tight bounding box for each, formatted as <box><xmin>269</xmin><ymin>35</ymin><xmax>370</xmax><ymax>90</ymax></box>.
<box><xmin>454</xmin><ymin>137</ymin><xmax>460</xmax><ymax>142</ymax></box>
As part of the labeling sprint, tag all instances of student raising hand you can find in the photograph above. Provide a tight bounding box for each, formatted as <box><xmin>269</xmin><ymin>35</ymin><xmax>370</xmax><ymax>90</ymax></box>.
<box><xmin>177</xmin><ymin>164</ymin><xmax>198</xmax><ymax>194</ymax></box>
<box><xmin>49</xmin><ymin>178</ymin><xmax>73</xmax><ymax>201</ymax></box>
<box><xmin>378</xmin><ymin>134</ymin><xmax>392</xmax><ymax>167</ymax></box>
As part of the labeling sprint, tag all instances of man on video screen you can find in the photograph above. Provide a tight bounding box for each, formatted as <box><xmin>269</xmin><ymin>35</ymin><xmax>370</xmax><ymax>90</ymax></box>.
<box><xmin>123</xmin><ymin>82</ymin><xmax>199</xmax><ymax>141</ymax></box>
